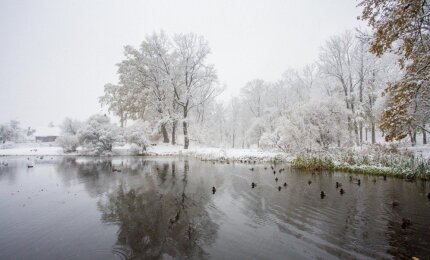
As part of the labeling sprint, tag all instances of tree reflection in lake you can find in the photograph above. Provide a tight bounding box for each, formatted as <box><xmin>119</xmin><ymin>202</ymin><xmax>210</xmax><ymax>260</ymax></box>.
<box><xmin>96</xmin><ymin>159</ymin><xmax>218</xmax><ymax>259</ymax></box>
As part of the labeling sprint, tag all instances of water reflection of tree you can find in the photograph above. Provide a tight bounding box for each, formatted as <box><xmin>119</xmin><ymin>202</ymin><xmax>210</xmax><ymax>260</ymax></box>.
<box><xmin>97</xmin><ymin>160</ymin><xmax>218</xmax><ymax>259</ymax></box>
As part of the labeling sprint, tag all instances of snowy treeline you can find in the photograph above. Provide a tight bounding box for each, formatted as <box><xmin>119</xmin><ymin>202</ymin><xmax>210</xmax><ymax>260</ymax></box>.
<box><xmin>98</xmin><ymin>30</ymin><xmax>407</xmax><ymax>152</ymax></box>
<box><xmin>214</xmin><ymin>31</ymin><xmax>401</xmax><ymax>152</ymax></box>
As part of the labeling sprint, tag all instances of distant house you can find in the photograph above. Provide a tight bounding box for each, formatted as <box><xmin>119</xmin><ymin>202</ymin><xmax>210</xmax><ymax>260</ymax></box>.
<box><xmin>33</xmin><ymin>126</ymin><xmax>61</xmax><ymax>143</ymax></box>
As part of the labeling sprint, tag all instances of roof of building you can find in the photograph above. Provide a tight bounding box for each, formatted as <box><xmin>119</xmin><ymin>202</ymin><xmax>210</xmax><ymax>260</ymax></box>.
<box><xmin>33</xmin><ymin>126</ymin><xmax>61</xmax><ymax>137</ymax></box>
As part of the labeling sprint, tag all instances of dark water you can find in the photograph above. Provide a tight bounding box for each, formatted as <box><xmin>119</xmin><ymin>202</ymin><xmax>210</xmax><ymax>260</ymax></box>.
<box><xmin>0</xmin><ymin>157</ymin><xmax>429</xmax><ymax>260</ymax></box>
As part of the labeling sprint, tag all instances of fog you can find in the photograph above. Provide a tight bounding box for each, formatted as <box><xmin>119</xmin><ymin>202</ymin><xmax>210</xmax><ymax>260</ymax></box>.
<box><xmin>0</xmin><ymin>0</ymin><xmax>362</xmax><ymax>127</ymax></box>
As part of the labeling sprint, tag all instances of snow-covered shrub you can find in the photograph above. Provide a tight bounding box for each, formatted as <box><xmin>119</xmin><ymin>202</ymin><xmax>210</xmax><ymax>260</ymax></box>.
<box><xmin>77</xmin><ymin>114</ymin><xmax>120</xmax><ymax>155</ymax></box>
<box><xmin>124</xmin><ymin>121</ymin><xmax>151</xmax><ymax>154</ymax></box>
<box><xmin>60</xmin><ymin>117</ymin><xmax>82</xmax><ymax>135</ymax></box>
<box><xmin>57</xmin><ymin>135</ymin><xmax>79</xmax><ymax>153</ymax></box>
<box><xmin>0</xmin><ymin>120</ymin><xmax>22</xmax><ymax>142</ymax></box>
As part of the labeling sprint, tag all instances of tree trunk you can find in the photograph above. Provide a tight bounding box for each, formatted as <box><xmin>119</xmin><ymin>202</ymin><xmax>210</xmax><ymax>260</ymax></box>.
<box><xmin>359</xmin><ymin>123</ymin><xmax>363</xmax><ymax>146</ymax></box>
<box><xmin>120</xmin><ymin>113</ymin><xmax>124</xmax><ymax>128</ymax></box>
<box><xmin>161</xmin><ymin>124</ymin><xmax>169</xmax><ymax>143</ymax></box>
<box><xmin>423</xmin><ymin>123</ymin><xmax>427</xmax><ymax>145</ymax></box>
<box><xmin>171</xmin><ymin>121</ymin><xmax>177</xmax><ymax>145</ymax></box>
<box><xmin>410</xmin><ymin>130</ymin><xmax>417</xmax><ymax>147</ymax></box>
<box><xmin>354</xmin><ymin>123</ymin><xmax>359</xmax><ymax>146</ymax></box>
<box><xmin>365</xmin><ymin>127</ymin><xmax>368</xmax><ymax>142</ymax></box>
<box><xmin>183</xmin><ymin>110</ymin><xmax>189</xmax><ymax>149</ymax></box>
<box><xmin>371</xmin><ymin>122</ymin><xmax>376</xmax><ymax>144</ymax></box>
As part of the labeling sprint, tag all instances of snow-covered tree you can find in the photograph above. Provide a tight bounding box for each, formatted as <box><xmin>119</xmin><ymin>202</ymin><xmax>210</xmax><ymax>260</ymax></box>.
<box><xmin>0</xmin><ymin>120</ymin><xmax>22</xmax><ymax>142</ymax></box>
<box><xmin>172</xmin><ymin>33</ymin><xmax>220</xmax><ymax>149</ymax></box>
<box><xmin>103</xmin><ymin>32</ymin><xmax>219</xmax><ymax>149</ymax></box>
<box><xmin>60</xmin><ymin>117</ymin><xmax>82</xmax><ymax>135</ymax></box>
<box><xmin>77</xmin><ymin>114</ymin><xmax>120</xmax><ymax>154</ymax></box>
<box><xmin>124</xmin><ymin>121</ymin><xmax>151</xmax><ymax>154</ymax></box>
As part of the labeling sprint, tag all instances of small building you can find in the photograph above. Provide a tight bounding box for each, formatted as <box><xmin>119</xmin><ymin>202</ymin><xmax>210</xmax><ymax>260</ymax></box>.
<box><xmin>33</xmin><ymin>126</ymin><xmax>61</xmax><ymax>143</ymax></box>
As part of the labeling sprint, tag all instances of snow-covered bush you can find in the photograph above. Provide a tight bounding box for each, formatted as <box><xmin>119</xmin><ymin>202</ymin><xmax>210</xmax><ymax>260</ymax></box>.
<box><xmin>57</xmin><ymin>135</ymin><xmax>79</xmax><ymax>153</ymax></box>
<box><xmin>60</xmin><ymin>117</ymin><xmax>82</xmax><ymax>135</ymax></box>
<box><xmin>77</xmin><ymin>114</ymin><xmax>120</xmax><ymax>155</ymax></box>
<box><xmin>0</xmin><ymin>120</ymin><xmax>22</xmax><ymax>142</ymax></box>
<box><xmin>124</xmin><ymin>121</ymin><xmax>151</xmax><ymax>154</ymax></box>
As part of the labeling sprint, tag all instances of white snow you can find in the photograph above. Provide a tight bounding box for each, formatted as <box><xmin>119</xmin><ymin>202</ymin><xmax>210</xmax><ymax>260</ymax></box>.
<box><xmin>0</xmin><ymin>142</ymin><xmax>290</xmax><ymax>162</ymax></box>
<box><xmin>0</xmin><ymin>143</ymin><xmax>65</xmax><ymax>156</ymax></box>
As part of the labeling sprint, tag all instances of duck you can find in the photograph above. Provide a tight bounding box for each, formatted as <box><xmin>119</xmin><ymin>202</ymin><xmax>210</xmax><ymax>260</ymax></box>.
<box><xmin>112</xmin><ymin>168</ymin><xmax>122</xmax><ymax>172</ymax></box>
<box><xmin>273</xmin><ymin>170</ymin><xmax>276</xmax><ymax>174</ymax></box>
<box><xmin>340</xmin><ymin>188</ymin><xmax>345</xmax><ymax>195</ymax></box>
<box><xmin>250</xmin><ymin>168</ymin><xmax>254</xmax><ymax>171</ymax></box>
<box><xmin>264</xmin><ymin>167</ymin><xmax>267</xmax><ymax>170</ymax></box>
<box><xmin>27</xmin><ymin>165</ymin><xmax>34</xmax><ymax>168</ymax></box>
<box><xmin>308</xmin><ymin>180</ymin><xmax>312</xmax><ymax>185</ymax></box>
<box><xmin>320</xmin><ymin>191</ymin><xmax>326</xmax><ymax>199</ymax></box>
<box><xmin>383</xmin><ymin>175</ymin><xmax>387</xmax><ymax>181</ymax></box>
<box><xmin>169</xmin><ymin>212</ymin><xmax>180</xmax><ymax>224</ymax></box>
<box><xmin>278</xmin><ymin>186</ymin><xmax>282</xmax><ymax>191</ymax></box>
<box><xmin>275</xmin><ymin>177</ymin><xmax>278</xmax><ymax>182</ymax></box>
<box><xmin>349</xmin><ymin>176</ymin><xmax>353</xmax><ymax>182</ymax></box>
<box><xmin>372</xmin><ymin>178</ymin><xmax>377</xmax><ymax>183</ymax></box>
<box><xmin>283</xmin><ymin>182</ymin><xmax>287</xmax><ymax>187</ymax></box>
<box><xmin>212</xmin><ymin>187</ymin><xmax>216</xmax><ymax>194</ymax></box>
<box><xmin>392</xmin><ymin>200</ymin><xmax>399</xmax><ymax>207</ymax></box>
<box><xmin>251</xmin><ymin>182</ymin><xmax>256</xmax><ymax>188</ymax></box>
<box><xmin>271</xmin><ymin>166</ymin><xmax>274</xmax><ymax>170</ymax></box>
<box><xmin>401</xmin><ymin>218</ymin><xmax>412</xmax><ymax>229</ymax></box>
<box><xmin>336</xmin><ymin>182</ymin><xmax>342</xmax><ymax>188</ymax></box>
<box><xmin>427</xmin><ymin>192</ymin><xmax>430</xmax><ymax>200</ymax></box>
<box><xmin>357</xmin><ymin>179</ymin><xmax>361</xmax><ymax>186</ymax></box>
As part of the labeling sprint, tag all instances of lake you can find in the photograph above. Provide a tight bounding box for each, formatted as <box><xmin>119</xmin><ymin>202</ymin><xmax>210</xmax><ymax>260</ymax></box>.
<box><xmin>0</xmin><ymin>156</ymin><xmax>429</xmax><ymax>259</ymax></box>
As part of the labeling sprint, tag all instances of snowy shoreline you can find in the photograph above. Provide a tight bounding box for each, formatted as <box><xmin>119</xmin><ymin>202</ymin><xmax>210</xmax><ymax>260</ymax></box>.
<box><xmin>0</xmin><ymin>143</ymin><xmax>291</xmax><ymax>163</ymax></box>
<box><xmin>2</xmin><ymin>143</ymin><xmax>429</xmax><ymax>179</ymax></box>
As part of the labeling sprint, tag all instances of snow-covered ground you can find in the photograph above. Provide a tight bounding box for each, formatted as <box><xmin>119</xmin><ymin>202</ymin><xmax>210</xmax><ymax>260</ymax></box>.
<box><xmin>145</xmin><ymin>144</ymin><xmax>291</xmax><ymax>162</ymax></box>
<box><xmin>0</xmin><ymin>142</ymin><xmax>290</xmax><ymax>162</ymax></box>
<box><xmin>0</xmin><ymin>142</ymin><xmax>65</xmax><ymax>156</ymax></box>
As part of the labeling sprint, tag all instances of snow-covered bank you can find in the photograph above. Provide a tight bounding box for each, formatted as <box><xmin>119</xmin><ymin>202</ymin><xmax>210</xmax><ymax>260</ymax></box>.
<box><xmin>144</xmin><ymin>144</ymin><xmax>291</xmax><ymax>162</ymax></box>
<box><xmin>0</xmin><ymin>142</ymin><xmax>290</xmax><ymax>162</ymax></box>
<box><xmin>0</xmin><ymin>143</ymin><xmax>66</xmax><ymax>156</ymax></box>
<box><xmin>291</xmin><ymin>146</ymin><xmax>430</xmax><ymax>180</ymax></box>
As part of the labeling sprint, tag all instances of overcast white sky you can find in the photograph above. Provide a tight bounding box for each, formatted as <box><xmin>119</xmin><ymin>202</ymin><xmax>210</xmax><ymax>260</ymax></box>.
<box><xmin>0</xmin><ymin>0</ymin><xmax>364</xmax><ymax>127</ymax></box>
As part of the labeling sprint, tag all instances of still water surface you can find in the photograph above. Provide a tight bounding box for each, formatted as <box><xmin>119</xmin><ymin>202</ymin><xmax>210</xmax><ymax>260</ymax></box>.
<box><xmin>0</xmin><ymin>156</ymin><xmax>429</xmax><ymax>260</ymax></box>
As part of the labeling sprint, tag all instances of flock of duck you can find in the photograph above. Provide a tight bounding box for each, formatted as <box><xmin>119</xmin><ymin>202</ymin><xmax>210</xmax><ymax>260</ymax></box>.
<box><xmin>210</xmin><ymin>162</ymin><xmax>430</xmax><ymax>230</ymax></box>
<box><xmin>1</xmin><ymin>157</ymin><xmax>429</xmax><ymax>231</ymax></box>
